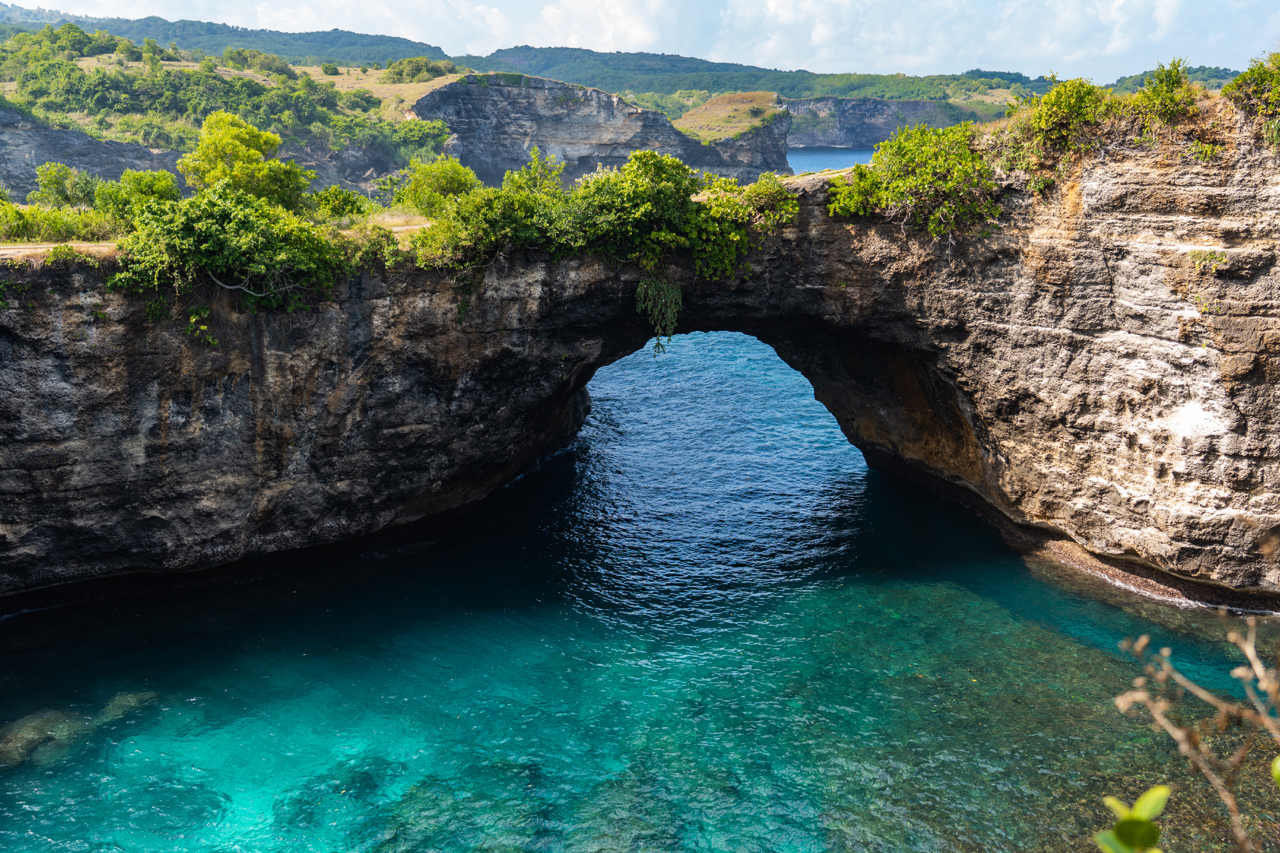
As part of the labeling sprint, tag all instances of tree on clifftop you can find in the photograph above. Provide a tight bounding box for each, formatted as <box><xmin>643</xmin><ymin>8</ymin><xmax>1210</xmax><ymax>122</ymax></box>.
<box><xmin>177</xmin><ymin>111</ymin><xmax>315</xmax><ymax>212</ymax></box>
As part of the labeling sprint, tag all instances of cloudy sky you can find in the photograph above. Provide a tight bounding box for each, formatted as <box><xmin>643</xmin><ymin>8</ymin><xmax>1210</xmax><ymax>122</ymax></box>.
<box><xmin>43</xmin><ymin>0</ymin><xmax>1280</xmax><ymax>80</ymax></box>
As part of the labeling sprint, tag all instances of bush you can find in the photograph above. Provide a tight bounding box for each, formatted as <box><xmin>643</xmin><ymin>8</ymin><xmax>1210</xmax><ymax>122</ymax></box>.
<box><xmin>177</xmin><ymin>112</ymin><xmax>316</xmax><ymax>212</ymax></box>
<box><xmin>94</xmin><ymin>169</ymin><xmax>182</xmax><ymax>227</ymax></box>
<box><xmin>383</xmin><ymin>57</ymin><xmax>456</xmax><ymax>84</ymax></box>
<box><xmin>1223</xmin><ymin>51</ymin><xmax>1280</xmax><ymax>117</ymax></box>
<box><xmin>26</xmin><ymin>162</ymin><xmax>99</xmax><ymax>208</ymax></box>
<box><xmin>410</xmin><ymin>149</ymin><xmax>798</xmax><ymax>346</ymax></box>
<box><xmin>109</xmin><ymin>181</ymin><xmax>351</xmax><ymax>343</ymax></box>
<box><xmin>320</xmin><ymin>63</ymin><xmax>338</xmax><ymax>76</ymax></box>
<box><xmin>390</xmin><ymin>155</ymin><xmax>483</xmax><ymax>216</ymax></box>
<box><xmin>1025</xmin><ymin>77</ymin><xmax>1111</xmax><ymax>148</ymax></box>
<box><xmin>1132</xmin><ymin>59</ymin><xmax>1196</xmax><ymax>127</ymax></box>
<box><xmin>309</xmin><ymin>184</ymin><xmax>372</xmax><ymax>219</ymax></box>
<box><xmin>828</xmin><ymin>123</ymin><xmax>1000</xmax><ymax>241</ymax></box>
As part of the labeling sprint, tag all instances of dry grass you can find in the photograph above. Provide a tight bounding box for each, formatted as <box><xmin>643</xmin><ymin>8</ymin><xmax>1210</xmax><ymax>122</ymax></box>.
<box><xmin>673</xmin><ymin>91</ymin><xmax>785</xmax><ymax>143</ymax></box>
<box><xmin>293</xmin><ymin>67</ymin><xmax>463</xmax><ymax>120</ymax></box>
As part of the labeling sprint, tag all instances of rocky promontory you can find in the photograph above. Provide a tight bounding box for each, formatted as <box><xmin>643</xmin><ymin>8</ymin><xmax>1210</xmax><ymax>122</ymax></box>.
<box><xmin>3</xmin><ymin>114</ymin><xmax>1280</xmax><ymax>604</ymax></box>
<box><xmin>785</xmin><ymin>97</ymin><xmax>972</xmax><ymax>148</ymax></box>
<box><xmin>413</xmin><ymin>74</ymin><xmax>792</xmax><ymax>185</ymax></box>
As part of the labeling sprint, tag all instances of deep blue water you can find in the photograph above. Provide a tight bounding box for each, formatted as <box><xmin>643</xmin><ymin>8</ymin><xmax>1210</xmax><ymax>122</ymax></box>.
<box><xmin>787</xmin><ymin>148</ymin><xmax>874</xmax><ymax>174</ymax></box>
<box><xmin>0</xmin><ymin>332</ymin><xmax>1267</xmax><ymax>851</ymax></box>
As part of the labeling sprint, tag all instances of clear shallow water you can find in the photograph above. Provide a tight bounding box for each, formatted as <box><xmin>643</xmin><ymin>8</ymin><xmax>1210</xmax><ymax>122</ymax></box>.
<box><xmin>787</xmin><ymin>148</ymin><xmax>874</xmax><ymax>174</ymax></box>
<box><xmin>0</xmin><ymin>332</ymin><xmax>1271</xmax><ymax>852</ymax></box>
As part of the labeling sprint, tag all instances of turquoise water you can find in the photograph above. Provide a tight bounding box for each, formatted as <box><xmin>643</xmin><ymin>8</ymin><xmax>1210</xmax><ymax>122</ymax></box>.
<box><xmin>0</xmin><ymin>332</ymin><xmax>1269</xmax><ymax>851</ymax></box>
<box><xmin>787</xmin><ymin>148</ymin><xmax>873</xmax><ymax>174</ymax></box>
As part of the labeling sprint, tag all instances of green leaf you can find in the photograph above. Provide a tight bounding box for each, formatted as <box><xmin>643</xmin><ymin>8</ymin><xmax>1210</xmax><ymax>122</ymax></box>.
<box><xmin>1094</xmin><ymin>830</ymin><xmax>1135</xmax><ymax>853</ymax></box>
<box><xmin>1272</xmin><ymin>753</ymin><xmax>1280</xmax><ymax>788</ymax></box>
<box><xmin>1115</xmin><ymin>818</ymin><xmax>1160</xmax><ymax>850</ymax></box>
<box><xmin>1103</xmin><ymin>796</ymin><xmax>1131</xmax><ymax>820</ymax></box>
<box><xmin>1131</xmin><ymin>785</ymin><xmax>1170</xmax><ymax>821</ymax></box>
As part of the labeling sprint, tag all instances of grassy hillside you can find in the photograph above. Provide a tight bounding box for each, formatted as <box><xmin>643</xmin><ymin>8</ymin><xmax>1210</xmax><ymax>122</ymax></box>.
<box><xmin>0</xmin><ymin>24</ymin><xmax>449</xmax><ymax>164</ymax></box>
<box><xmin>672</xmin><ymin>92</ymin><xmax>785</xmax><ymax>142</ymax></box>
<box><xmin>0</xmin><ymin>4</ymin><xmax>447</xmax><ymax>65</ymax></box>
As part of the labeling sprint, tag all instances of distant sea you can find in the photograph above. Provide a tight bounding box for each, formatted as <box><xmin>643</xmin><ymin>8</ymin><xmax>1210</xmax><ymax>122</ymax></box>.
<box><xmin>787</xmin><ymin>146</ymin><xmax>874</xmax><ymax>174</ymax></box>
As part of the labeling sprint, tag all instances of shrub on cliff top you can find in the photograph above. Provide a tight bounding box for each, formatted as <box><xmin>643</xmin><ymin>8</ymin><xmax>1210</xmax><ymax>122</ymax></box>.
<box><xmin>411</xmin><ymin>150</ymin><xmax>798</xmax><ymax>348</ymax></box>
<box><xmin>1131</xmin><ymin>59</ymin><xmax>1197</xmax><ymax>127</ymax></box>
<box><xmin>828</xmin><ymin>123</ymin><xmax>1000</xmax><ymax>241</ymax></box>
<box><xmin>1223</xmin><ymin>51</ymin><xmax>1280</xmax><ymax>117</ymax></box>
<box><xmin>109</xmin><ymin>181</ymin><xmax>350</xmax><ymax>345</ymax></box>
<box><xmin>1019</xmin><ymin>77</ymin><xmax>1112</xmax><ymax>149</ymax></box>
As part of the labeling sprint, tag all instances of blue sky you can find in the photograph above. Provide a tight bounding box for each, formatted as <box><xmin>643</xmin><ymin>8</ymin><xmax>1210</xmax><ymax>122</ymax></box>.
<box><xmin>48</xmin><ymin>0</ymin><xmax>1280</xmax><ymax>79</ymax></box>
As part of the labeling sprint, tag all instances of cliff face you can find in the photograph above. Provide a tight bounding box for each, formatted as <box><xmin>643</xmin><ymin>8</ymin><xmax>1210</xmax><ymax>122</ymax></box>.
<box><xmin>414</xmin><ymin>74</ymin><xmax>792</xmax><ymax>185</ymax></box>
<box><xmin>785</xmin><ymin>97</ymin><xmax>968</xmax><ymax>148</ymax></box>
<box><xmin>0</xmin><ymin>108</ymin><xmax>396</xmax><ymax>198</ymax></box>
<box><xmin>3</xmin><ymin>120</ymin><xmax>1280</xmax><ymax>602</ymax></box>
<box><xmin>0</xmin><ymin>108</ymin><xmax>182</xmax><ymax>198</ymax></box>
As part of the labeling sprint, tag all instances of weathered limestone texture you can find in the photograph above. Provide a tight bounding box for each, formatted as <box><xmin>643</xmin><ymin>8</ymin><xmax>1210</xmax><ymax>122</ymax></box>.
<box><xmin>413</xmin><ymin>74</ymin><xmax>792</xmax><ymax>185</ymax></box>
<box><xmin>785</xmin><ymin>97</ymin><xmax>971</xmax><ymax>149</ymax></box>
<box><xmin>2</xmin><ymin>122</ymin><xmax>1280</xmax><ymax>600</ymax></box>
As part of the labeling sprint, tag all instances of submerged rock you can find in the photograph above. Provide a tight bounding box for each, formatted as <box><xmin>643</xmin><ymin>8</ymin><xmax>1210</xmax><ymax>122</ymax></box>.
<box><xmin>0</xmin><ymin>691</ymin><xmax>158</xmax><ymax>769</ymax></box>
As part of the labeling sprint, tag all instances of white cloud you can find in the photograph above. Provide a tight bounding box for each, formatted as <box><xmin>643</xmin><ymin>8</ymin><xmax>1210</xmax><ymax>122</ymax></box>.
<box><xmin>35</xmin><ymin>0</ymin><xmax>1280</xmax><ymax>79</ymax></box>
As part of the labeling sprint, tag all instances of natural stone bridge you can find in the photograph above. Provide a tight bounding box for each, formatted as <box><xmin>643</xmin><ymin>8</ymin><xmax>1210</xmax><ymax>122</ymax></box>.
<box><xmin>3</xmin><ymin>131</ymin><xmax>1280</xmax><ymax>607</ymax></box>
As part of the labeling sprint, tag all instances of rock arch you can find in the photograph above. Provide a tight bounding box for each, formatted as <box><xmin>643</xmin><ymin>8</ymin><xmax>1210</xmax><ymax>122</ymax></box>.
<box><xmin>3</xmin><ymin>153</ymin><xmax>1280</xmax><ymax>605</ymax></box>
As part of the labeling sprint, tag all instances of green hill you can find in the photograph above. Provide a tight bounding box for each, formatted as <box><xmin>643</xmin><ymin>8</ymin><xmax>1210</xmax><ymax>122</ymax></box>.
<box><xmin>1107</xmin><ymin>65</ymin><xmax>1241</xmax><ymax>93</ymax></box>
<box><xmin>0</xmin><ymin>4</ymin><xmax>447</xmax><ymax>65</ymax></box>
<box><xmin>454</xmin><ymin>46</ymin><xmax>1057</xmax><ymax>101</ymax></box>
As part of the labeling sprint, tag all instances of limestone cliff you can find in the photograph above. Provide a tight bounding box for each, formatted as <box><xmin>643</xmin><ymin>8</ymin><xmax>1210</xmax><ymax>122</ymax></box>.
<box><xmin>413</xmin><ymin>74</ymin><xmax>792</xmax><ymax>185</ymax></box>
<box><xmin>3</xmin><ymin>117</ymin><xmax>1280</xmax><ymax>603</ymax></box>
<box><xmin>0</xmin><ymin>108</ymin><xmax>182</xmax><ymax>198</ymax></box>
<box><xmin>785</xmin><ymin>97</ymin><xmax>972</xmax><ymax>149</ymax></box>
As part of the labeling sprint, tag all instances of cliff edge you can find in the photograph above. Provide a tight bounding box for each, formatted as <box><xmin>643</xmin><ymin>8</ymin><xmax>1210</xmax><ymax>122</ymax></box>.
<box><xmin>414</xmin><ymin>74</ymin><xmax>792</xmax><ymax>185</ymax></box>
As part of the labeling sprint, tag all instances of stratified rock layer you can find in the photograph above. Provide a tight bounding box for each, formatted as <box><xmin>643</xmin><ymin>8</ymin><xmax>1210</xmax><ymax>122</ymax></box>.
<box><xmin>413</xmin><ymin>74</ymin><xmax>792</xmax><ymax>185</ymax></box>
<box><xmin>2</xmin><ymin>120</ymin><xmax>1280</xmax><ymax>600</ymax></box>
<box><xmin>785</xmin><ymin>97</ymin><xmax>971</xmax><ymax>149</ymax></box>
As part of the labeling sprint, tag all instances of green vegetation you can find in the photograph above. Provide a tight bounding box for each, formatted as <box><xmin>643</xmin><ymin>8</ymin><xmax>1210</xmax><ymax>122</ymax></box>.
<box><xmin>458</xmin><ymin>47</ymin><xmax>1055</xmax><ymax>102</ymax></box>
<box><xmin>177</xmin><ymin>111</ymin><xmax>315</xmax><ymax>211</ymax></box>
<box><xmin>619</xmin><ymin>89</ymin><xmax>713</xmax><ymax>120</ymax></box>
<box><xmin>1223</xmin><ymin>50</ymin><xmax>1280</xmax><ymax>117</ymax></box>
<box><xmin>109</xmin><ymin>181</ymin><xmax>350</xmax><ymax>344</ymax></box>
<box><xmin>0</xmin><ymin>23</ymin><xmax>444</xmax><ymax>162</ymax></box>
<box><xmin>383</xmin><ymin>57</ymin><xmax>459</xmax><ymax>84</ymax></box>
<box><xmin>1094</xmin><ymin>786</ymin><xmax>1170</xmax><ymax>853</ymax></box>
<box><xmin>828</xmin><ymin>123</ymin><xmax>999</xmax><ymax>241</ymax></box>
<box><xmin>0</xmin><ymin>10</ymin><xmax>449</xmax><ymax>66</ymax></box>
<box><xmin>1108</xmin><ymin>65</ymin><xmax>1241</xmax><ymax>93</ymax></box>
<box><xmin>382</xmin><ymin>155</ymin><xmax>484</xmax><ymax>216</ymax></box>
<box><xmin>411</xmin><ymin>148</ymin><xmax>796</xmax><ymax>348</ymax></box>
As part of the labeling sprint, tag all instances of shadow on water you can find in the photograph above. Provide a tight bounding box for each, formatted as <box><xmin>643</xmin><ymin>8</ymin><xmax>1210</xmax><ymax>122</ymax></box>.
<box><xmin>0</xmin><ymin>331</ymin><xmax>1275</xmax><ymax>852</ymax></box>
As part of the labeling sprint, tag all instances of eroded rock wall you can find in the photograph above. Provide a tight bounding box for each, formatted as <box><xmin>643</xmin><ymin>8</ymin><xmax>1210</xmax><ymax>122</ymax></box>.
<box><xmin>785</xmin><ymin>97</ymin><xmax>971</xmax><ymax>149</ymax></box>
<box><xmin>414</xmin><ymin>74</ymin><xmax>792</xmax><ymax>185</ymax></box>
<box><xmin>3</xmin><ymin>119</ymin><xmax>1280</xmax><ymax>600</ymax></box>
<box><xmin>0</xmin><ymin>108</ymin><xmax>183</xmax><ymax>199</ymax></box>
